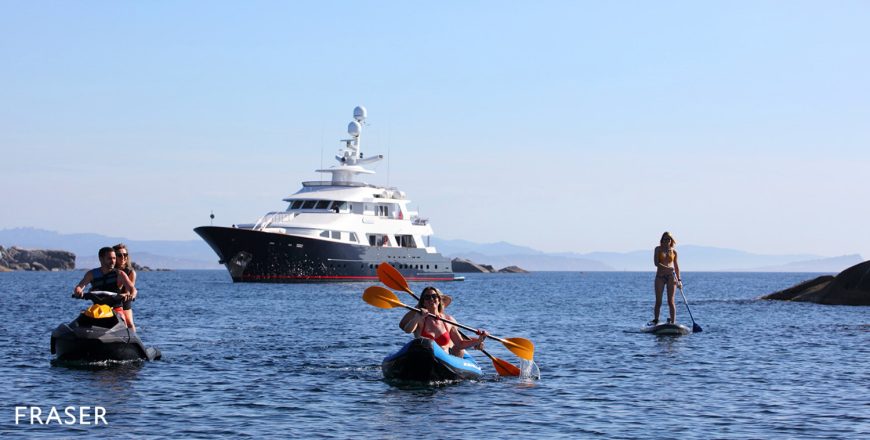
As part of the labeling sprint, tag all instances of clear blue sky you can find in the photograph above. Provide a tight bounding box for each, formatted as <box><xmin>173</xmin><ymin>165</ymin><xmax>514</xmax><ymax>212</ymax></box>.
<box><xmin>2</xmin><ymin>1</ymin><xmax>868</xmax><ymax>258</ymax></box>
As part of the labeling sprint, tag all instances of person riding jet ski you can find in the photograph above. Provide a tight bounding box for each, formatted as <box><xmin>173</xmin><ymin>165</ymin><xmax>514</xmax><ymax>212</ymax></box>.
<box><xmin>52</xmin><ymin>246</ymin><xmax>160</xmax><ymax>362</ymax></box>
<box><xmin>51</xmin><ymin>290</ymin><xmax>161</xmax><ymax>362</ymax></box>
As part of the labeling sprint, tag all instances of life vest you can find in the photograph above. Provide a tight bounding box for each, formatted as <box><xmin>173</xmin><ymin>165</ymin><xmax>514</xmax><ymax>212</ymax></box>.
<box><xmin>90</xmin><ymin>268</ymin><xmax>121</xmax><ymax>293</ymax></box>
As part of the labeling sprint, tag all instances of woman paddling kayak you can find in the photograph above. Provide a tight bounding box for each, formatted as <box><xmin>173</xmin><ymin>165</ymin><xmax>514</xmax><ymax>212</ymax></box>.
<box><xmin>651</xmin><ymin>232</ymin><xmax>682</xmax><ymax>325</ymax></box>
<box><xmin>399</xmin><ymin>287</ymin><xmax>487</xmax><ymax>357</ymax></box>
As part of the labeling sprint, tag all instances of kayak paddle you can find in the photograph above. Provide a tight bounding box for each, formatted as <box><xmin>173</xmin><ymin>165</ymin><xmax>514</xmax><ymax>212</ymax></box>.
<box><xmin>376</xmin><ymin>263</ymin><xmax>521</xmax><ymax>376</ymax></box>
<box><xmin>363</xmin><ymin>286</ymin><xmax>535</xmax><ymax>361</ymax></box>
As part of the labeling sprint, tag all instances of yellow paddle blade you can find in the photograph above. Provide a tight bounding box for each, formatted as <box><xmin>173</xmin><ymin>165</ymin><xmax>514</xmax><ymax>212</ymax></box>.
<box><xmin>377</xmin><ymin>262</ymin><xmax>414</xmax><ymax>294</ymax></box>
<box><xmin>501</xmin><ymin>337</ymin><xmax>535</xmax><ymax>361</ymax></box>
<box><xmin>362</xmin><ymin>286</ymin><xmax>404</xmax><ymax>309</ymax></box>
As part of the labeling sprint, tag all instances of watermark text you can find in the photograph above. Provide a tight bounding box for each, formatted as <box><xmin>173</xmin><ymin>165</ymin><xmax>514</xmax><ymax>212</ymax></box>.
<box><xmin>14</xmin><ymin>406</ymin><xmax>107</xmax><ymax>425</ymax></box>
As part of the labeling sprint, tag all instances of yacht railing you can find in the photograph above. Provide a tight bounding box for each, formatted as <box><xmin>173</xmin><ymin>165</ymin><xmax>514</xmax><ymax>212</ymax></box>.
<box><xmin>253</xmin><ymin>212</ymin><xmax>296</xmax><ymax>230</ymax></box>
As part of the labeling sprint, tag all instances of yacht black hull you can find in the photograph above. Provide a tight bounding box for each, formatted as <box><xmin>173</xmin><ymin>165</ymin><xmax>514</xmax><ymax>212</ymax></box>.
<box><xmin>194</xmin><ymin>226</ymin><xmax>456</xmax><ymax>283</ymax></box>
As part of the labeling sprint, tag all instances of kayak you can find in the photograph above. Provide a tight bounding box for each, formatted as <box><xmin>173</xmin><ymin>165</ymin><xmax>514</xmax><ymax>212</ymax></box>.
<box><xmin>641</xmin><ymin>322</ymin><xmax>691</xmax><ymax>335</ymax></box>
<box><xmin>382</xmin><ymin>337</ymin><xmax>483</xmax><ymax>382</ymax></box>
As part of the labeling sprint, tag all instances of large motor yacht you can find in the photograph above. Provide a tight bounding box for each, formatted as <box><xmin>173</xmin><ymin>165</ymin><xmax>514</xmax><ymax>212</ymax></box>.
<box><xmin>194</xmin><ymin>106</ymin><xmax>456</xmax><ymax>282</ymax></box>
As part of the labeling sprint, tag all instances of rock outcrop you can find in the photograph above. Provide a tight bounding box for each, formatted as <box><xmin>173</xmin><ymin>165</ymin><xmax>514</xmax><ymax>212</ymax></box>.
<box><xmin>761</xmin><ymin>260</ymin><xmax>870</xmax><ymax>306</ymax></box>
<box><xmin>130</xmin><ymin>261</ymin><xmax>170</xmax><ymax>272</ymax></box>
<box><xmin>0</xmin><ymin>246</ymin><xmax>76</xmax><ymax>271</ymax></box>
<box><xmin>451</xmin><ymin>258</ymin><xmax>528</xmax><ymax>274</ymax></box>
<box><xmin>452</xmin><ymin>258</ymin><xmax>494</xmax><ymax>273</ymax></box>
<box><xmin>498</xmin><ymin>265</ymin><xmax>530</xmax><ymax>273</ymax></box>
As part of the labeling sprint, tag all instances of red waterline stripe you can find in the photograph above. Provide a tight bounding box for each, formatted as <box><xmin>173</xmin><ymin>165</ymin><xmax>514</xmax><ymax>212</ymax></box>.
<box><xmin>241</xmin><ymin>274</ymin><xmax>455</xmax><ymax>281</ymax></box>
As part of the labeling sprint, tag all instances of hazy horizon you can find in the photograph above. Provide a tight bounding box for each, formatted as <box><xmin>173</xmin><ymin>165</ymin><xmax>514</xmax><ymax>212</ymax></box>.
<box><xmin>3</xmin><ymin>2</ymin><xmax>868</xmax><ymax>258</ymax></box>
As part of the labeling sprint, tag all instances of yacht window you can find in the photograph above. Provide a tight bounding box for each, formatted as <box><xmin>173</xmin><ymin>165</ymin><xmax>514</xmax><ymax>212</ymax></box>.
<box><xmin>395</xmin><ymin>235</ymin><xmax>416</xmax><ymax>248</ymax></box>
<box><xmin>302</xmin><ymin>200</ymin><xmax>316</xmax><ymax>209</ymax></box>
<box><xmin>377</xmin><ymin>205</ymin><xmax>390</xmax><ymax>217</ymax></box>
<box><xmin>367</xmin><ymin>234</ymin><xmax>391</xmax><ymax>247</ymax></box>
<box><xmin>291</xmin><ymin>200</ymin><xmax>303</xmax><ymax>210</ymax></box>
<box><xmin>319</xmin><ymin>230</ymin><xmax>329</xmax><ymax>238</ymax></box>
<box><xmin>349</xmin><ymin>232</ymin><xmax>358</xmax><ymax>243</ymax></box>
<box><xmin>316</xmin><ymin>200</ymin><xmax>330</xmax><ymax>210</ymax></box>
<box><xmin>331</xmin><ymin>231</ymin><xmax>341</xmax><ymax>240</ymax></box>
<box><xmin>330</xmin><ymin>201</ymin><xmax>347</xmax><ymax>213</ymax></box>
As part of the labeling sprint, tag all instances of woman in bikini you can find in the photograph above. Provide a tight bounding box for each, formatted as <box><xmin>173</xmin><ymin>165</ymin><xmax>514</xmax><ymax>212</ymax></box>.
<box><xmin>113</xmin><ymin>243</ymin><xmax>137</xmax><ymax>331</ymax></box>
<box><xmin>400</xmin><ymin>286</ymin><xmax>487</xmax><ymax>357</ymax></box>
<box><xmin>652</xmin><ymin>232</ymin><xmax>681</xmax><ymax>325</ymax></box>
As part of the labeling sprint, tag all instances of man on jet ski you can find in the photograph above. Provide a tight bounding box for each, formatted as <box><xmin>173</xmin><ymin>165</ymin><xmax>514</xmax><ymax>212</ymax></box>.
<box><xmin>72</xmin><ymin>246</ymin><xmax>137</xmax><ymax>328</ymax></box>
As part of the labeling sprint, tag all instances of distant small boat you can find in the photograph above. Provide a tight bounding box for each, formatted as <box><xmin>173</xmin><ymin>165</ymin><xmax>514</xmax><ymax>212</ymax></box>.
<box><xmin>641</xmin><ymin>322</ymin><xmax>691</xmax><ymax>335</ymax></box>
<box><xmin>382</xmin><ymin>338</ymin><xmax>483</xmax><ymax>382</ymax></box>
<box><xmin>195</xmin><ymin>106</ymin><xmax>456</xmax><ymax>283</ymax></box>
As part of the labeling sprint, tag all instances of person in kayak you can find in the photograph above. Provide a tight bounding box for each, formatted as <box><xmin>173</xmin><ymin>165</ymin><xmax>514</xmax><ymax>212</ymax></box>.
<box><xmin>399</xmin><ymin>286</ymin><xmax>487</xmax><ymax>357</ymax></box>
<box><xmin>113</xmin><ymin>243</ymin><xmax>137</xmax><ymax>331</ymax></box>
<box><xmin>651</xmin><ymin>231</ymin><xmax>681</xmax><ymax>325</ymax></box>
<box><xmin>73</xmin><ymin>247</ymin><xmax>137</xmax><ymax>326</ymax></box>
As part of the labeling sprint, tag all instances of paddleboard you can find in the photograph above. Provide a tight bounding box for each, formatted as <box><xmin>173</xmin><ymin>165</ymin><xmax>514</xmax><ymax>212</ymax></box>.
<box><xmin>641</xmin><ymin>322</ymin><xmax>691</xmax><ymax>335</ymax></box>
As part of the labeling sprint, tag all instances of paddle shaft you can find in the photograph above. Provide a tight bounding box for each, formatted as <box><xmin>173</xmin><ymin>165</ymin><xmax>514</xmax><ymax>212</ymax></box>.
<box><xmin>396</xmin><ymin>302</ymin><xmax>514</xmax><ymax>346</ymax></box>
<box><xmin>678</xmin><ymin>286</ymin><xmax>700</xmax><ymax>329</ymax></box>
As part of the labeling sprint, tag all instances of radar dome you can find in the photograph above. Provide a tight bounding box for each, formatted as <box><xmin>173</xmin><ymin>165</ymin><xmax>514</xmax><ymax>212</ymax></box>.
<box><xmin>347</xmin><ymin>121</ymin><xmax>361</xmax><ymax>137</ymax></box>
<box><xmin>353</xmin><ymin>106</ymin><xmax>367</xmax><ymax>122</ymax></box>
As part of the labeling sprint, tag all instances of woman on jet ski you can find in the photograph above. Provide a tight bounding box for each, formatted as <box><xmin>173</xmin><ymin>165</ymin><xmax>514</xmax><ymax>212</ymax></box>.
<box><xmin>113</xmin><ymin>243</ymin><xmax>138</xmax><ymax>331</ymax></box>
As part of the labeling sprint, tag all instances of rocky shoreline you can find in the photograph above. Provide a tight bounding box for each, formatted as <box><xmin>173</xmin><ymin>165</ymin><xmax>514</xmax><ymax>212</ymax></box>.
<box><xmin>760</xmin><ymin>260</ymin><xmax>870</xmax><ymax>306</ymax></box>
<box><xmin>0</xmin><ymin>245</ymin><xmax>165</xmax><ymax>272</ymax></box>
<box><xmin>451</xmin><ymin>258</ymin><xmax>529</xmax><ymax>273</ymax></box>
<box><xmin>0</xmin><ymin>246</ymin><xmax>75</xmax><ymax>271</ymax></box>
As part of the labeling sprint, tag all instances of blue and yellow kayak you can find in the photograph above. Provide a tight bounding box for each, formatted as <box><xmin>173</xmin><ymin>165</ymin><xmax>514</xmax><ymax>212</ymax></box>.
<box><xmin>382</xmin><ymin>338</ymin><xmax>483</xmax><ymax>382</ymax></box>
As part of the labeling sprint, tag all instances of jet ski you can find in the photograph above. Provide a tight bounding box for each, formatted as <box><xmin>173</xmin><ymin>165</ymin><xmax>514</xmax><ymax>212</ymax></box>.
<box><xmin>51</xmin><ymin>291</ymin><xmax>161</xmax><ymax>362</ymax></box>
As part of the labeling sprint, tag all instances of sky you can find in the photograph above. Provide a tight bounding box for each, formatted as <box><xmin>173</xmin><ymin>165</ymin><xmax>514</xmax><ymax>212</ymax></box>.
<box><xmin>2</xmin><ymin>1</ymin><xmax>868</xmax><ymax>258</ymax></box>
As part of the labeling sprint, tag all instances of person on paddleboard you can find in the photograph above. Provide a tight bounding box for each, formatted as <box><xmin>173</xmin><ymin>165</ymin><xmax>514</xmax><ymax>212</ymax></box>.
<box><xmin>399</xmin><ymin>286</ymin><xmax>488</xmax><ymax>357</ymax></box>
<box><xmin>651</xmin><ymin>232</ymin><xmax>682</xmax><ymax>325</ymax></box>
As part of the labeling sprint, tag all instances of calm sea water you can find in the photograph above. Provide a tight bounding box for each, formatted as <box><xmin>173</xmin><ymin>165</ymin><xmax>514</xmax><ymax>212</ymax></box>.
<box><xmin>1</xmin><ymin>270</ymin><xmax>867</xmax><ymax>439</ymax></box>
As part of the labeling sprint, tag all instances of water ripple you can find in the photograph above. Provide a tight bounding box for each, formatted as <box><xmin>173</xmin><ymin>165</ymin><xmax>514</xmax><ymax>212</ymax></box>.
<box><xmin>0</xmin><ymin>271</ymin><xmax>867</xmax><ymax>438</ymax></box>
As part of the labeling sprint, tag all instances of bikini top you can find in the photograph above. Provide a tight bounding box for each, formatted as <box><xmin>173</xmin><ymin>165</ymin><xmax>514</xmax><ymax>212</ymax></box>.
<box><xmin>420</xmin><ymin>315</ymin><xmax>451</xmax><ymax>347</ymax></box>
<box><xmin>658</xmin><ymin>248</ymin><xmax>674</xmax><ymax>265</ymax></box>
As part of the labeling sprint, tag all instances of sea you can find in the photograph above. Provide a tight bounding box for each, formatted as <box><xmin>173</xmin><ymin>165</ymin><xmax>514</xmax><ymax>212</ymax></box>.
<box><xmin>0</xmin><ymin>270</ymin><xmax>867</xmax><ymax>439</ymax></box>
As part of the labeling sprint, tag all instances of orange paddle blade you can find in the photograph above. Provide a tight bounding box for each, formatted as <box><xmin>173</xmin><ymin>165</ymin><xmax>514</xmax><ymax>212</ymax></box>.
<box><xmin>501</xmin><ymin>337</ymin><xmax>535</xmax><ymax>361</ymax></box>
<box><xmin>362</xmin><ymin>286</ymin><xmax>404</xmax><ymax>309</ymax></box>
<box><xmin>377</xmin><ymin>262</ymin><xmax>415</xmax><ymax>295</ymax></box>
<box><xmin>491</xmin><ymin>356</ymin><xmax>521</xmax><ymax>377</ymax></box>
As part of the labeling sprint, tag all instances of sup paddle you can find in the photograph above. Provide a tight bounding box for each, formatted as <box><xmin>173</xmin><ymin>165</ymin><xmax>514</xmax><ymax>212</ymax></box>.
<box><xmin>678</xmin><ymin>285</ymin><xmax>703</xmax><ymax>333</ymax></box>
<box><xmin>376</xmin><ymin>263</ymin><xmax>521</xmax><ymax>376</ymax></box>
<box><xmin>363</xmin><ymin>286</ymin><xmax>535</xmax><ymax>361</ymax></box>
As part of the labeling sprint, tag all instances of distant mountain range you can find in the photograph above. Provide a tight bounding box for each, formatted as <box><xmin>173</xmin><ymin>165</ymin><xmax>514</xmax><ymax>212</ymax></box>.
<box><xmin>0</xmin><ymin>227</ymin><xmax>863</xmax><ymax>273</ymax></box>
<box><xmin>429</xmin><ymin>238</ymin><xmax>863</xmax><ymax>273</ymax></box>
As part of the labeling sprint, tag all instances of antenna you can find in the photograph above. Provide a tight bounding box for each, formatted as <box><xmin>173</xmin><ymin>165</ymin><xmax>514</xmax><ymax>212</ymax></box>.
<box><xmin>210</xmin><ymin>211</ymin><xmax>215</xmax><ymax>226</ymax></box>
